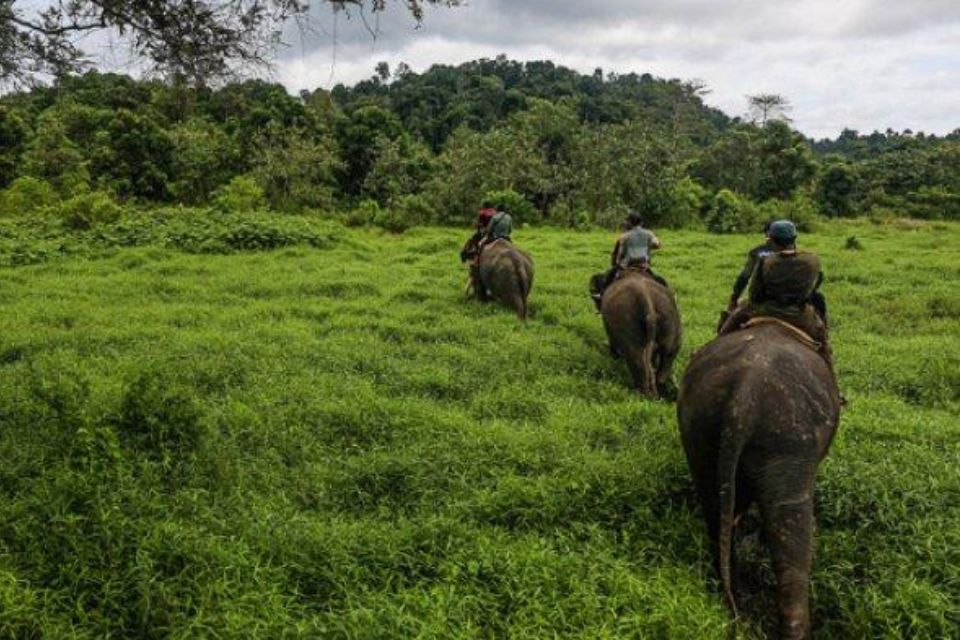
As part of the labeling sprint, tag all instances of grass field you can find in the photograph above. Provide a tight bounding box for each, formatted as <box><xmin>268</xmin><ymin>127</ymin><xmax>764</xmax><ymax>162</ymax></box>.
<box><xmin>0</xmin><ymin>216</ymin><xmax>958</xmax><ymax>638</ymax></box>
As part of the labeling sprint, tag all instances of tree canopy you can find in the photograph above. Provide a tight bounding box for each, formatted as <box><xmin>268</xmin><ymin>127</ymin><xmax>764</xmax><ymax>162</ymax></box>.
<box><xmin>0</xmin><ymin>0</ymin><xmax>462</xmax><ymax>86</ymax></box>
<box><xmin>0</xmin><ymin>60</ymin><xmax>956</xmax><ymax>228</ymax></box>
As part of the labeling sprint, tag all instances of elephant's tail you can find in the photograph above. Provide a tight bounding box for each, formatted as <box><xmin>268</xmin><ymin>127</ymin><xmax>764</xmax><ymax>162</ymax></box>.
<box><xmin>512</xmin><ymin>257</ymin><xmax>530</xmax><ymax>320</ymax></box>
<box><xmin>717</xmin><ymin>416</ymin><xmax>745</xmax><ymax>618</ymax></box>
<box><xmin>639</xmin><ymin>290</ymin><xmax>658</xmax><ymax>395</ymax></box>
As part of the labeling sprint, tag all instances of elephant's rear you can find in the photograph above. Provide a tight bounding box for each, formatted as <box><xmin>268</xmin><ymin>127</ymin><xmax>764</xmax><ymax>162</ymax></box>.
<box><xmin>678</xmin><ymin>326</ymin><xmax>841</xmax><ymax>640</ymax></box>
<box><xmin>481</xmin><ymin>244</ymin><xmax>534</xmax><ymax>320</ymax></box>
<box><xmin>602</xmin><ymin>276</ymin><xmax>680</xmax><ymax>396</ymax></box>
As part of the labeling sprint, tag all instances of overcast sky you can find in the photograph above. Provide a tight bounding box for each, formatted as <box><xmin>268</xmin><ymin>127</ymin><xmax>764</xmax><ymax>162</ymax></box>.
<box><xmin>269</xmin><ymin>0</ymin><xmax>959</xmax><ymax>139</ymax></box>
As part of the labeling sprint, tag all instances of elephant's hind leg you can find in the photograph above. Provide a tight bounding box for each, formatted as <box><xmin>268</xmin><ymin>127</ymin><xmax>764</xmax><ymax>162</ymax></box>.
<box><xmin>757</xmin><ymin>469</ymin><xmax>815</xmax><ymax>640</ymax></box>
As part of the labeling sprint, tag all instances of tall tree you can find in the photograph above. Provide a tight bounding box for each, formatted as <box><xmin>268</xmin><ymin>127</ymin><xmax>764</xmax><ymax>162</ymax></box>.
<box><xmin>0</xmin><ymin>1</ymin><xmax>461</xmax><ymax>86</ymax></box>
<box><xmin>747</xmin><ymin>93</ymin><xmax>791</xmax><ymax>125</ymax></box>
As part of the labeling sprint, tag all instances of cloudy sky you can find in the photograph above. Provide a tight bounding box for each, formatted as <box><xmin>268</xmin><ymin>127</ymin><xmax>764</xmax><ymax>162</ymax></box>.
<box><xmin>270</xmin><ymin>0</ymin><xmax>959</xmax><ymax>139</ymax></box>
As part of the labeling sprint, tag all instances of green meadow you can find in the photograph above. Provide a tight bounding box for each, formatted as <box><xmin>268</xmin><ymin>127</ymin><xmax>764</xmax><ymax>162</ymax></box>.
<box><xmin>0</xmin><ymin>215</ymin><xmax>958</xmax><ymax>638</ymax></box>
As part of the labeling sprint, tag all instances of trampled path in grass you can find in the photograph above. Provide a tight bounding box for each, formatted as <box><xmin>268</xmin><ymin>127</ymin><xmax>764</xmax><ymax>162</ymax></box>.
<box><xmin>0</xmin><ymin>220</ymin><xmax>957</xmax><ymax>638</ymax></box>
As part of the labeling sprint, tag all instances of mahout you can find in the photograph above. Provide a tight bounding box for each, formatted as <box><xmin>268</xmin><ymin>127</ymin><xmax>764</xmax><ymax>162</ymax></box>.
<box><xmin>590</xmin><ymin>210</ymin><xmax>680</xmax><ymax>396</ymax></box>
<box><xmin>460</xmin><ymin>210</ymin><xmax>534</xmax><ymax>321</ymax></box>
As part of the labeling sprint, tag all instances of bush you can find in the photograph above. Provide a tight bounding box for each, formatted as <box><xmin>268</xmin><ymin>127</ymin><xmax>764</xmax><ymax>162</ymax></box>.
<box><xmin>57</xmin><ymin>191</ymin><xmax>124</xmax><ymax>230</ymax></box>
<box><xmin>213</xmin><ymin>175</ymin><xmax>267</xmax><ymax>213</ymax></box>
<box><xmin>388</xmin><ymin>194</ymin><xmax>435</xmax><ymax>226</ymax></box>
<box><xmin>706</xmin><ymin>189</ymin><xmax>762</xmax><ymax>234</ymax></box>
<box><xmin>592</xmin><ymin>203</ymin><xmax>630</xmax><ymax>230</ymax></box>
<box><xmin>758</xmin><ymin>191</ymin><xmax>821</xmax><ymax>232</ymax></box>
<box><xmin>905</xmin><ymin>186</ymin><xmax>960</xmax><ymax>220</ymax></box>
<box><xmin>343</xmin><ymin>199</ymin><xmax>380</xmax><ymax>228</ymax></box>
<box><xmin>658</xmin><ymin>177</ymin><xmax>708</xmax><ymax>229</ymax></box>
<box><xmin>0</xmin><ymin>177</ymin><xmax>58</xmax><ymax>217</ymax></box>
<box><xmin>482</xmin><ymin>189</ymin><xmax>539</xmax><ymax>225</ymax></box>
<box><xmin>118</xmin><ymin>370</ymin><xmax>204</xmax><ymax>459</ymax></box>
<box><xmin>550</xmin><ymin>202</ymin><xmax>591</xmax><ymax>230</ymax></box>
<box><xmin>373</xmin><ymin>208</ymin><xmax>412</xmax><ymax>234</ymax></box>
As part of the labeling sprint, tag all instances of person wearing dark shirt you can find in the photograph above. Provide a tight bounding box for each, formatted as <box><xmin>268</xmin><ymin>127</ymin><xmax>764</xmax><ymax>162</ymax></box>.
<box><xmin>728</xmin><ymin>221</ymin><xmax>776</xmax><ymax>312</ymax></box>
<box><xmin>719</xmin><ymin>220</ymin><xmax>833</xmax><ymax>370</ymax></box>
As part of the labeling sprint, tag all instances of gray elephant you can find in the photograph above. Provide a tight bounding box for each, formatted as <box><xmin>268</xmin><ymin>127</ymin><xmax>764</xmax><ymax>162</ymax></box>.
<box><xmin>597</xmin><ymin>270</ymin><xmax>681</xmax><ymax>398</ymax></box>
<box><xmin>460</xmin><ymin>235</ymin><xmax>534</xmax><ymax>320</ymax></box>
<box><xmin>677</xmin><ymin>322</ymin><xmax>841</xmax><ymax>639</ymax></box>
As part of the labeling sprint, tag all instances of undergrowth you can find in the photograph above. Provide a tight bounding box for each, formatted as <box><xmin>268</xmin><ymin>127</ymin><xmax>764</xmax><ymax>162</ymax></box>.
<box><xmin>0</xmin><ymin>218</ymin><xmax>957</xmax><ymax>638</ymax></box>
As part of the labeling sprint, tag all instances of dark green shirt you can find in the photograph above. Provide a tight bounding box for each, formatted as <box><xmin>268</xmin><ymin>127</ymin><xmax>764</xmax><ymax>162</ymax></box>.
<box><xmin>484</xmin><ymin>211</ymin><xmax>513</xmax><ymax>241</ymax></box>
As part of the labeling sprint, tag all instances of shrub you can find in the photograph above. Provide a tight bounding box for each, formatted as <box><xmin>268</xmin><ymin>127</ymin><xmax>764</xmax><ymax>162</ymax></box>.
<box><xmin>758</xmin><ymin>191</ymin><xmax>821</xmax><ymax>232</ymax></box>
<box><xmin>658</xmin><ymin>177</ymin><xmax>708</xmax><ymax>229</ymax></box>
<box><xmin>343</xmin><ymin>199</ymin><xmax>380</xmax><ymax>228</ymax></box>
<box><xmin>57</xmin><ymin>191</ymin><xmax>124</xmax><ymax>230</ymax></box>
<box><xmin>373</xmin><ymin>208</ymin><xmax>412</xmax><ymax>234</ymax></box>
<box><xmin>118</xmin><ymin>370</ymin><xmax>204</xmax><ymax>459</ymax></box>
<box><xmin>549</xmin><ymin>202</ymin><xmax>591</xmax><ymax>230</ymax></box>
<box><xmin>213</xmin><ymin>175</ymin><xmax>267</xmax><ymax>213</ymax></box>
<box><xmin>388</xmin><ymin>193</ymin><xmax>435</xmax><ymax>226</ymax></box>
<box><xmin>592</xmin><ymin>203</ymin><xmax>630</xmax><ymax>230</ymax></box>
<box><xmin>0</xmin><ymin>177</ymin><xmax>58</xmax><ymax>217</ymax></box>
<box><xmin>706</xmin><ymin>189</ymin><xmax>761</xmax><ymax>234</ymax></box>
<box><xmin>482</xmin><ymin>188</ymin><xmax>539</xmax><ymax>225</ymax></box>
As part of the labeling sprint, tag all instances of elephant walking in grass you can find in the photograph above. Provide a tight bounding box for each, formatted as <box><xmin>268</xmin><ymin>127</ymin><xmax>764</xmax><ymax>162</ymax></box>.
<box><xmin>677</xmin><ymin>322</ymin><xmax>841</xmax><ymax>639</ymax></box>
<box><xmin>460</xmin><ymin>236</ymin><xmax>534</xmax><ymax>321</ymax></box>
<box><xmin>598</xmin><ymin>270</ymin><xmax>681</xmax><ymax>398</ymax></box>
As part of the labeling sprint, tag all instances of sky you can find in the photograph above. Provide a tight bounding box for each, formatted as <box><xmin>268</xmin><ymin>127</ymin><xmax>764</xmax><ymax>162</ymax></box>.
<box><xmin>269</xmin><ymin>0</ymin><xmax>960</xmax><ymax>140</ymax></box>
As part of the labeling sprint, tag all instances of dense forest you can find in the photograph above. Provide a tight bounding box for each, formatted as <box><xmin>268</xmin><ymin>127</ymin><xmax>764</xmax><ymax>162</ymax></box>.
<box><xmin>0</xmin><ymin>57</ymin><xmax>957</xmax><ymax>231</ymax></box>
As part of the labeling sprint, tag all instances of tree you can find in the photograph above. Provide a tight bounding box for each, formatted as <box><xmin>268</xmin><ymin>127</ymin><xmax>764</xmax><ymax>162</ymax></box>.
<box><xmin>0</xmin><ymin>1</ymin><xmax>462</xmax><ymax>86</ymax></box>
<box><xmin>250</xmin><ymin>123</ymin><xmax>341</xmax><ymax>211</ymax></box>
<box><xmin>169</xmin><ymin>117</ymin><xmax>239</xmax><ymax>204</ymax></box>
<box><xmin>19</xmin><ymin>112</ymin><xmax>90</xmax><ymax>196</ymax></box>
<box><xmin>816</xmin><ymin>157</ymin><xmax>857</xmax><ymax>217</ymax></box>
<box><xmin>0</xmin><ymin>105</ymin><xmax>29</xmax><ymax>187</ymax></box>
<box><xmin>747</xmin><ymin>93</ymin><xmax>791</xmax><ymax>125</ymax></box>
<box><xmin>754</xmin><ymin>120</ymin><xmax>817</xmax><ymax>201</ymax></box>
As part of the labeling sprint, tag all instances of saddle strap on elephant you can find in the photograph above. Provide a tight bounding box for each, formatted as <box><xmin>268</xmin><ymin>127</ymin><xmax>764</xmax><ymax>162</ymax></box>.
<box><xmin>743</xmin><ymin>316</ymin><xmax>821</xmax><ymax>351</ymax></box>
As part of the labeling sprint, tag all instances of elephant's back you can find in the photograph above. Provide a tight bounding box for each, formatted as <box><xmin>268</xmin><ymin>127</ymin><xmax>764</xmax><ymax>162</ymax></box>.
<box><xmin>680</xmin><ymin>325</ymin><xmax>839</xmax><ymax>436</ymax></box>
<box><xmin>481</xmin><ymin>244</ymin><xmax>532</xmax><ymax>285</ymax></box>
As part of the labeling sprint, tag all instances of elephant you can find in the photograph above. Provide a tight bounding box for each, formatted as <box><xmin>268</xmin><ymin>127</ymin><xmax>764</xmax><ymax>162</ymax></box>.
<box><xmin>599</xmin><ymin>269</ymin><xmax>681</xmax><ymax>398</ymax></box>
<box><xmin>676</xmin><ymin>321</ymin><xmax>841</xmax><ymax>639</ymax></box>
<box><xmin>460</xmin><ymin>235</ymin><xmax>534</xmax><ymax>320</ymax></box>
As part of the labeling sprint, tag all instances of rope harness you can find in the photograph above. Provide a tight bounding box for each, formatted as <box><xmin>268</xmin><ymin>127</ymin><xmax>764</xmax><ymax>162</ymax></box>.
<box><xmin>743</xmin><ymin>316</ymin><xmax>821</xmax><ymax>351</ymax></box>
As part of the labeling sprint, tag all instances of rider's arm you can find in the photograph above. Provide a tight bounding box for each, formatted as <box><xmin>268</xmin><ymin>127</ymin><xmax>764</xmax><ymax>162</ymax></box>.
<box><xmin>610</xmin><ymin>238</ymin><xmax>622</xmax><ymax>267</ymax></box>
<box><xmin>731</xmin><ymin>250</ymin><xmax>757</xmax><ymax>304</ymax></box>
<box><xmin>746</xmin><ymin>259</ymin><xmax>768</xmax><ymax>304</ymax></box>
<box><xmin>649</xmin><ymin>232</ymin><xmax>662</xmax><ymax>250</ymax></box>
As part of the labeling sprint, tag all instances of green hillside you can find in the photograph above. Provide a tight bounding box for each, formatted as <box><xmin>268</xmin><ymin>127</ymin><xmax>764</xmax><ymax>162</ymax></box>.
<box><xmin>1</xmin><ymin>217</ymin><xmax>957</xmax><ymax>637</ymax></box>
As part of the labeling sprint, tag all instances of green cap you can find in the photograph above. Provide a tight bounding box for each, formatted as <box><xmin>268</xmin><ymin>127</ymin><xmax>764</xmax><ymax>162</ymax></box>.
<box><xmin>769</xmin><ymin>219</ymin><xmax>797</xmax><ymax>244</ymax></box>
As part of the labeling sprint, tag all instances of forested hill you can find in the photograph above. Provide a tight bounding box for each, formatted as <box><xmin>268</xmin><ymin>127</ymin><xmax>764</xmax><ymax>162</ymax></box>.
<box><xmin>0</xmin><ymin>58</ymin><xmax>957</xmax><ymax>230</ymax></box>
<box><xmin>328</xmin><ymin>57</ymin><xmax>733</xmax><ymax>150</ymax></box>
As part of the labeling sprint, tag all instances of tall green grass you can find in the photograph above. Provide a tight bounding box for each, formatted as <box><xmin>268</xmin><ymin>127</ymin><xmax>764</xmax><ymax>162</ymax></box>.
<box><xmin>0</xmin><ymin>218</ymin><xmax>957</xmax><ymax>638</ymax></box>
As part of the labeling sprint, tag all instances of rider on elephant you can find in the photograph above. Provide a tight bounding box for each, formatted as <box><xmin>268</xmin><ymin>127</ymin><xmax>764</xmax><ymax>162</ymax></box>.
<box><xmin>480</xmin><ymin>207</ymin><xmax>513</xmax><ymax>249</ymax></box>
<box><xmin>726</xmin><ymin>221</ymin><xmax>830</xmax><ymax>323</ymax></box>
<box><xmin>465</xmin><ymin>203</ymin><xmax>513</xmax><ymax>300</ymax></box>
<box><xmin>591</xmin><ymin>212</ymin><xmax>667</xmax><ymax>309</ymax></box>
<box><xmin>719</xmin><ymin>219</ymin><xmax>833</xmax><ymax>369</ymax></box>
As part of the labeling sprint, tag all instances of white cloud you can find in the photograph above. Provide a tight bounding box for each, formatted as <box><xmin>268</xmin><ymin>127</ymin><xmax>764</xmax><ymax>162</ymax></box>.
<box><xmin>252</xmin><ymin>1</ymin><xmax>959</xmax><ymax>138</ymax></box>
